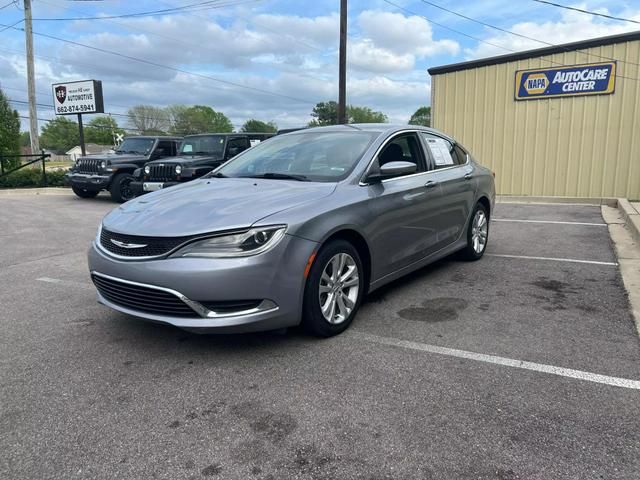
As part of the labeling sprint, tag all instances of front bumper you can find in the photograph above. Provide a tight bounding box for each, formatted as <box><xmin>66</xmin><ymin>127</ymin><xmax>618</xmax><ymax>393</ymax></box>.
<box><xmin>66</xmin><ymin>172</ymin><xmax>111</xmax><ymax>190</ymax></box>
<box><xmin>87</xmin><ymin>233</ymin><xmax>318</xmax><ymax>333</ymax></box>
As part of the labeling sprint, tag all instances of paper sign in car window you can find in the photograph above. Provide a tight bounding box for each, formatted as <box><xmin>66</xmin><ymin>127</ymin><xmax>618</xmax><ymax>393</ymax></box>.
<box><xmin>427</xmin><ymin>138</ymin><xmax>454</xmax><ymax>166</ymax></box>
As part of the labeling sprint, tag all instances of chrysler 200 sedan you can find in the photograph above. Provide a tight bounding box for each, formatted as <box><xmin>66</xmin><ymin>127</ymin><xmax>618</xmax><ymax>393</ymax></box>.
<box><xmin>88</xmin><ymin>124</ymin><xmax>495</xmax><ymax>337</ymax></box>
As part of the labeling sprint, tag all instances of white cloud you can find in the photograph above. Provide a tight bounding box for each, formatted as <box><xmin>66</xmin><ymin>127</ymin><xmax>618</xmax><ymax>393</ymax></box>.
<box><xmin>465</xmin><ymin>4</ymin><xmax>640</xmax><ymax>59</ymax></box>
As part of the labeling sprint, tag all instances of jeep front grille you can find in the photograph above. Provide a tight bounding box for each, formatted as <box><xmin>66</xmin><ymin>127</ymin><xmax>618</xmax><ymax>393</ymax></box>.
<box><xmin>148</xmin><ymin>164</ymin><xmax>177</xmax><ymax>182</ymax></box>
<box><xmin>76</xmin><ymin>158</ymin><xmax>100</xmax><ymax>174</ymax></box>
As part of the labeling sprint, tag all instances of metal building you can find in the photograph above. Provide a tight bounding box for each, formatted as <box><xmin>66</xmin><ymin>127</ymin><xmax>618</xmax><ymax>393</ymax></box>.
<box><xmin>429</xmin><ymin>31</ymin><xmax>640</xmax><ymax>200</ymax></box>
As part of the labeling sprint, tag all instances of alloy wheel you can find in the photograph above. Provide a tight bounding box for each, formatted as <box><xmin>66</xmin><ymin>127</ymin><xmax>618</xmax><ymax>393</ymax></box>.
<box><xmin>471</xmin><ymin>210</ymin><xmax>488</xmax><ymax>253</ymax></box>
<box><xmin>318</xmin><ymin>252</ymin><xmax>360</xmax><ymax>324</ymax></box>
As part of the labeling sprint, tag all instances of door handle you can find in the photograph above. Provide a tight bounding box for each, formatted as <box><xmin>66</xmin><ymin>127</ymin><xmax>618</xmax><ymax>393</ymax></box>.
<box><xmin>424</xmin><ymin>180</ymin><xmax>438</xmax><ymax>189</ymax></box>
<box><xmin>464</xmin><ymin>174</ymin><xmax>473</xmax><ymax>180</ymax></box>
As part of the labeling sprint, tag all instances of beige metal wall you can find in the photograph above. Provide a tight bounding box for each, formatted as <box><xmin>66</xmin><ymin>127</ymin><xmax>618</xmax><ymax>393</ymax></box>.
<box><xmin>431</xmin><ymin>40</ymin><xmax>640</xmax><ymax>200</ymax></box>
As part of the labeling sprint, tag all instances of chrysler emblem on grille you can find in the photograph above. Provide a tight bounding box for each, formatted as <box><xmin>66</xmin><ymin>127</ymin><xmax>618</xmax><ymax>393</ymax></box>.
<box><xmin>110</xmin><ymin>239</ymin><xmax>148</xmax><ymax>249</ymax></box>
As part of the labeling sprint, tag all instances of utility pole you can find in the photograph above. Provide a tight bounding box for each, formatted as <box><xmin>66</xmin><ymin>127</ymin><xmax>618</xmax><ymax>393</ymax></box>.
<box><xmin>24</xmin><ymin>0</ymin><xmax>40</xmax><ymax>153</ymax></box>
<box><xmin>337</xmin><ymin>0</ymin><xmax>347</xmax><ymax>124</ymax></box>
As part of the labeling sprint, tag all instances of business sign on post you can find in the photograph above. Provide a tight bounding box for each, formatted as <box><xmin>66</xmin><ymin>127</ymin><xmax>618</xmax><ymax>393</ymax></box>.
<box><xmin>515</xmin><ymin>62</ymin><xmax>615</xmax><ymax>101</ymax></box>
<box><xmin>52</xmin><ymin>80</ymin><xmax>104</xmax><ymax>115</ymax></box>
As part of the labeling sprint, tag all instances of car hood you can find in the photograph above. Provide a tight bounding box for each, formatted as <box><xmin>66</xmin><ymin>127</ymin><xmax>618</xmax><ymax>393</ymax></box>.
<box><xmin>80</xmin><ymin>152</ymin><xmax>147</xmax><ymax>162</ymax></box>
<box><xmin>102</xmin><ymin>178</ymin><xmax>336</xmax><ymax>237</ymax></box>
<box><xmin>145</xmin><ymin>154</ymin><xmax>223</xmax><ymax>166</ymax></box>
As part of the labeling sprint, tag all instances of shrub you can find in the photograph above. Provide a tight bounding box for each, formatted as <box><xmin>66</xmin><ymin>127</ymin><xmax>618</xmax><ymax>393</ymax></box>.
<box><xmin>0</xmin><ymin>167</ymin><xmax>68</xmax><ymax>188</ymax></box>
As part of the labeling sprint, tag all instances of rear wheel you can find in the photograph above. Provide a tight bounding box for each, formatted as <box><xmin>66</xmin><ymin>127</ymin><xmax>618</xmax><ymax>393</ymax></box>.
<box><xmin>460</xmin><ymin>202</ymin><xmax>489</xmax><ymax>260</ymax></box>
<box><xmin>109</xmin><ymin>173</ymin><xmax>135</xmax><ymax>203</ymax></box>
<box><xmin>302</xmin><ymin>240</ymin><xmax>364</xmax><ymax>337</ymax></box>
<box><xmin>71</xmin><ymin>185</ymin><xmax>99</xmax><ymax>198</ymax></box>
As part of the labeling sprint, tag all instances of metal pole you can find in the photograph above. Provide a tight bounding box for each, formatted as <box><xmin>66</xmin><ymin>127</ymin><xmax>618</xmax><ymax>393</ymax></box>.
<box><xmin>77</xmin><ymin>113</ymin><xmax>86</xmax><ymax>156</ymax></box>
<box><xmin>337</xmin><ymin>0</ymin><xmax>347</xmax><ymax>124</ymax></box>
<box><xmin>24</xmin><ymin>0</ymin><xmax>40</xmax><ymax>154</ymax></box>
<box><xmin>41</xmin><ymin>150</ymin><xmax>47</xmax><ymax>187</ymax></box>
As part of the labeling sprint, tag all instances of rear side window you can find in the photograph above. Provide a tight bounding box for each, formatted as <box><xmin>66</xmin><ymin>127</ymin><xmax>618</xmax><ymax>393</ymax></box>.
<box><xmin>422</xmin><ymin>133</ymin><xmax>465</xmax><ymax>169</ymax></box>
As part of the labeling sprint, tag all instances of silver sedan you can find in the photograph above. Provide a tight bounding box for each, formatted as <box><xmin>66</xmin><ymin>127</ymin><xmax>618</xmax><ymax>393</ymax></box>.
<box><xmin>88</xmin><ymin>124</ymin><xmax>495</xmax><ymax>336</ymax></box>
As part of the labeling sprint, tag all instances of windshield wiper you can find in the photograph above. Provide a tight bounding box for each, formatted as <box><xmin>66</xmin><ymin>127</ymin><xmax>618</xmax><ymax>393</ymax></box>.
<box><xmin>244</xmin><ymin>172</ymin><xmax>310</xmax><ymax>182</ymax></box>
<box><xmin>210</xmin><ymin>172</ymin><xmax>227</xmax><ymax>178</ymax></box>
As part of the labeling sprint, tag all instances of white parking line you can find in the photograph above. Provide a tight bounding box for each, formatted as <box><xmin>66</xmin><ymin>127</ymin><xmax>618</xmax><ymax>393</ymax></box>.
<box><xmin>354</xmin><ymin>332</ymin><xmax>640</xmax><ymax>390</ymax></box>
<box><xmin>493</xmin><ymin>218</ymin><xmax>607</xmax><ymax>227</ymax></box>
<box><xmin>36</xmin><ymin>277</ymin><xmax>91</xmax><ymax>288</ymax></box>
<box><xmin>485</xmin><ymin>253</ymin><xmax>618</xmax><ymax>266</ymax></box>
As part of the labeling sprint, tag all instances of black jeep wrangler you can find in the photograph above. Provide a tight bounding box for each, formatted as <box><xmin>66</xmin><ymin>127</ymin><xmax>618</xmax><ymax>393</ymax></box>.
<box><xmin>65</xmin><ymin>136</ymin><xmax>182</xmax><ymax>202</ymax></box>
<box><xmin>131</xmin><ymin>133</ymin><xmax>273</xmax><ymax>196</ymax></box>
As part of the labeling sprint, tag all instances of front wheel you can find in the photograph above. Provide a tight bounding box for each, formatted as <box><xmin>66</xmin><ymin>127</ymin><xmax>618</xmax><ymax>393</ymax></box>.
<box><xmin>460</xmin><ymin>202</ymin><xmax>489</xmax><ymax>260</ymax></box>
<box><xmin>109</xmin><ymin>173</ymin><xmax>135</xmax><ymax>203</ymax></box>
<box><xmin>302</xmin><ymin>240</ymin><xmax>364</xmax><ymax>337</ymax></box>
<box><xmin>71</xmin><ymin>185</ymin><xmax>99</xmax><ymax>198</ymax></box>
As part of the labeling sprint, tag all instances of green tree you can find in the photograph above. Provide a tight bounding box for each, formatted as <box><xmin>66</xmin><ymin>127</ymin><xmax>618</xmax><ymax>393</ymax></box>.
<box><xmin>348</xmin><ymin>106</ymin><xmax>388</xmax><ymax>123</ymax></box>
<box><xmin>409</xmin><ymin>106</ymin><xmax>431</xmax><ymax>127</ymax></box>
<box><xmin>308</xmin><ymin>101</ymin><xmax>388</xmax><ymax>126</ymax></box>
<box><xmin>126</xmin><ymin>105</ymin><xmax>170</xmax><ymax>135</ymax></box>
<box><xmin>85</xmin><ymin>116</ymin><xmax>125</xmax><ymax>145</ymax></box>
<box><xmin>240</xmin><ymin>119</ymin><xmax>277</xmax><ymax>133</ymax></box>
<box><xmin>20</xmin><ymin>131</ymin><xmax>30</xmax><ymax>147</ymax></box>
<box><xmin>0</xmin><ymin>89</ymin><xmax>21</xmax><ymax>169</ymax></box>
<box><xmin>308</xmin><ymin>101</ymin><xmax>338</xmax><ymax>126</ymax></box>
<box><xmin>40</xmin><ymin>117</ymin><xmax>80</xmax><ymax>154</ymax></box>
<box><xmin>169</xmin><ymin>105</ymin><xmax>233</xmax><ymax>135</ymax></box>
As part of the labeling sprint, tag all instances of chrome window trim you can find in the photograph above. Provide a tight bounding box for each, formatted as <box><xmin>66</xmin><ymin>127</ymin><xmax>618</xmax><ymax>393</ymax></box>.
<box><xmin>91</xmin><ymin>271</ymin><xmax>278</xmax><ymax>319</ymax></box>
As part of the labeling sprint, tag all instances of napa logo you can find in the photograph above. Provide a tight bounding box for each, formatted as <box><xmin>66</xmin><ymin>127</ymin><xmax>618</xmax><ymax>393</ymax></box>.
<box><xmin>515</xmin><ymin>62</ymin><xmax>616</xmax><ymax>100</ymax></box>
<box><xmin>524</xmin><ymin>73</ymin><xmax>548</xmax><ymax>95</ymax></box>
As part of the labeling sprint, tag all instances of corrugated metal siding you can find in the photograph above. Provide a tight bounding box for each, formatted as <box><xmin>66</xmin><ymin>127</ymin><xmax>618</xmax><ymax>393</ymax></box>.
<box><xmin>431</xmin><ymin>40</ymin><xmax>640</xmax><ymax>200</ymax></box>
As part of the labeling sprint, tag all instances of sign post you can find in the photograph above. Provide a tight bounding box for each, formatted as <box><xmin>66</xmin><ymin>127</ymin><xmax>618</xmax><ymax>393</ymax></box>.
<box><xmin>51</xmin><ymin>79</ymin><xmax>104</xmax><ymax>157</ymax></box>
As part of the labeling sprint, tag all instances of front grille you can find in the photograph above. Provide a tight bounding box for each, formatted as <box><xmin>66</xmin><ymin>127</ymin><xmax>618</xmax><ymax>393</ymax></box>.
<box><xmin>92</xmin><ymin>274</ymin><xmax>197</xmax><ymax>317</ymax></box>
<box><xmin>76</xmin><ymin>158</ymin><xmax>100</xmax><ymax>174</ymax></box>
<box><xmin>100</xmin><ymin>228</ymin><xmax>202</xmax><ymax>258</ymax></box>
<box><xmin>148</xmin><ymin>163</ymin><xmax>177</xmax><ymax>182</ymax></box>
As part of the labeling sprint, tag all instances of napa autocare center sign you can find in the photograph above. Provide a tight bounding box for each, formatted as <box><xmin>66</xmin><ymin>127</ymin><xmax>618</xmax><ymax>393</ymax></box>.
<box><xmin>515</xmin><ymin>62</ymin><xmax>616</xmax><ymax>100</ymax></box>
<box><xmin>52</xmin><ymin>80</ymin><xmax>104</xmax><ymax>115</ymax></box>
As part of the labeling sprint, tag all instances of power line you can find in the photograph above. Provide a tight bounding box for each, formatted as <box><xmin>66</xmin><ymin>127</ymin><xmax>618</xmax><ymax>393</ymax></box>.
<box><xmin>33</xmin><ymin>0</ymin><xmax>262</xmax><ymax>21</ymax></box>
<box><xmin>418</xmin><ymin>0</ymin><xmax>640</xmax><ymax>68</ymax></box>
<box><xmin>0</xmin><ymin>0</ymin><xmax>17</xmax><ymax>10</ymax></box>
<box><xmin>532</xmin><ymin>0</ymin><xmax>640</xmax><ymax>25</ymax></box>
<box><xmin>381</xmin><ymin>0</ymin><xmax>640</xmax><ymax>82</ymax></box>
<box><xmin>0</xmin><ymin>22</ymin><xmax>318</xmax><ymax>104</ymax></box>
<box><xmin>0</xmin><ymin>19</ymin><xmax>23</xmax><ymax>33</ymax></box>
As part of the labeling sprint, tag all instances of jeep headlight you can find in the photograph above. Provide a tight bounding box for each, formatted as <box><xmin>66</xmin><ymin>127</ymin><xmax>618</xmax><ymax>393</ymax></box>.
<box><xmin>144</xmin><ymin>165</ymin><xmax>150</xmax><ymax>175</ymax></box>
<box><xmin>175</xmin><ymin>165</ymin><xmax>182</xmax><ymax>175</ymax></box>
<box><xmin>100</xmin><ymin>160</ymin><xmax>107</xmax><ymax>169</ymax></box>
<box><xmin>174</xmin><ymin>225</ymin><xmax>286</xmax><ymax>258</ymax></box>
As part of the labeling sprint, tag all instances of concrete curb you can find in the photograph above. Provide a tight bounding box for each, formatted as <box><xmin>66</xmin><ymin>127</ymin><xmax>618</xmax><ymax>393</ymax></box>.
<box><xmin>497</xmin><ymin>195</ymin><xmax>618</xmax><ymax>206</ymax></box>
<box><xmin>0</xmin><ymin>187</ymin><xmax>71</xmax><ymax>196</ymax></box>
<box><xmin>617</xmin><ymin>198</ymin><xmax>640</xmax><ymax>245</ymax></box>
<box><xmin>603</xmin><ymin>202</ymin><xmax>640</xmax><ymax>336</ymax></box>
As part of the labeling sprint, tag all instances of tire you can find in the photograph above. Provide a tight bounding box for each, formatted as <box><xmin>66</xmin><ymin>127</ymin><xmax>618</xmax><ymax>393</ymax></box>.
<box><xmin>109</xmin><ymin>173</ymin><xmax>135</xmax><ymax>203</ymax></box>
<box><xmin>71</xmin><ymin>185</ymin><xmax>99</xmax><ymax>198</ymax></box>
<box><xmin>460</xmin><ymin>202</ymin><xmax>489</xmax><ymax>261</ymax></box>
<box><xmin>301</xmin><ymin>239</ymin><xmax>365</xmax><ymax>337</ymax></box>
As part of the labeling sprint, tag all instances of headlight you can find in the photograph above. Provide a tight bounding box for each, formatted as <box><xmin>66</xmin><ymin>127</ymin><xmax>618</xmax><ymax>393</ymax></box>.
<box><xmin>174</xmin><ymin>225</ymin><xmax>286</xmax><ymax>258</ymax></box>
<box><xmin>175</xmin><ymin>165</ymin><xmax>182</xmax><ymax>175</ymax></box>
<box><xmin>144</xmin><ymin>165</ymin><xmax>150</xmax><ymax>174</ymax></box>
<box><xmin>100</xmin><ymin>160</ymin><xmax>107</xmax><ymax>169</ymax></box>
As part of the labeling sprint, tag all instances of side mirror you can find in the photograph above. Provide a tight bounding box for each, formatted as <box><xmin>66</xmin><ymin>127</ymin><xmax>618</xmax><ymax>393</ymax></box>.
<box><xmin>367</xmin><ymin>161</ymin><xmax>417</xmax><ymax>183</ymax></box>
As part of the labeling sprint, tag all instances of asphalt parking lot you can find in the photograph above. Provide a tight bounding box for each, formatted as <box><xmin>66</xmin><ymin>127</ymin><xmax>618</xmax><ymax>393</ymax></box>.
<box><xmin>1</xmin><ymin>193</ymin><xmax>639</xmax><ymax>480</ymax></box>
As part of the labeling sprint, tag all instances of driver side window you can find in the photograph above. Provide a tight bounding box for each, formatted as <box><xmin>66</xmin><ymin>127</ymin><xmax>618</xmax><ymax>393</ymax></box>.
<box><xmin>374</xmin><ymin>133</ymin><xmax>425</xmax><ymax>175</ymax></box>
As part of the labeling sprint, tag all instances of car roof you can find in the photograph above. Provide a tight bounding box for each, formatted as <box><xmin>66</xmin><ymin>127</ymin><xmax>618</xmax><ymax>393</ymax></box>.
<box><xmin>286</xmin><ymin>124</ymin><xmax>454</xmax><ymax>141</ymax></box>
<box><xmin>124</xmin><ymin>136</ymin><xmax>182</xmax><ymax>140</ymax></box>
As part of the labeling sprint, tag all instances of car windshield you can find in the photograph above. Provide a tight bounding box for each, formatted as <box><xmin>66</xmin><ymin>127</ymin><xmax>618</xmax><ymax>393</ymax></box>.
<box><xmin>180</xmin><ymin>135</ymin><xmax>226</xmax><ymax>156</ymax></box>
<box><xmin>213</xmin><ymin>131</ymin><xmax>377</xmax><ymax>182</ymax></box>
<box><xmin>115</xmin><ymin>138</ymin><xmax>155</xmax><ymax>155</ymax></box>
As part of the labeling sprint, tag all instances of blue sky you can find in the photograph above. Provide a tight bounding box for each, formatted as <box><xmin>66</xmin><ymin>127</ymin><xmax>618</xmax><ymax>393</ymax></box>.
<box><xmin>1</xmin><ymin>0</ymin><xmax>639</xmax><ymax>130</ymax></box>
